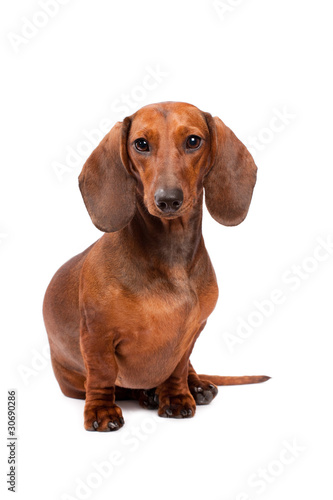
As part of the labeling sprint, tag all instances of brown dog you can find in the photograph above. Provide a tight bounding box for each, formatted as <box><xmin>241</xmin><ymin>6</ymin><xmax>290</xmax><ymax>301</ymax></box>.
<box><xmin>43</xmin><ymin>101</ymin><xmax>269</xmax><ymax>432</ymax></box>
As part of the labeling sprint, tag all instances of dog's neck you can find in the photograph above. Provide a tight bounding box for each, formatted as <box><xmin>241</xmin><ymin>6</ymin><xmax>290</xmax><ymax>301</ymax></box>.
<box><xmin>124</xmin><ymin>192</ymin><xmax>204</xmax><ymax>269</ymax></box>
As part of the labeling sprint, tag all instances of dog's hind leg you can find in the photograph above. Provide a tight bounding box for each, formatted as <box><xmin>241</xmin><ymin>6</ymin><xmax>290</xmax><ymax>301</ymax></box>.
<box><xmin>189</xmin><ymin>361</ymin><xmax>270</xmax><ymax>405</ymax></box>
<box><xmin>188</xmin><ymin>361</ymin><xmax>218</xmax><ymax>405</ymax></box>
<box><xmin>116</xmin><ymin>387</ymin><xmax>159</xmax><ymax>409</ymax></box>
<box><xmin>51</xmin><ymin>359</ymin><xmax>145</xmax><ymax>404</ymax></box>
<box><xmin>51</xmin><ymin>356</ymin><xmax>86</xmax><ymax>400</ymax></box>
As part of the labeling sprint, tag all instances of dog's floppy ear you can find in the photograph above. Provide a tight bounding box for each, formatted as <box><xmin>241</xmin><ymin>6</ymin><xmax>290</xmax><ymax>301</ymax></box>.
<box><xmin>203</xmin><ymin>114</ymin><xmax>257</xmax><ymax>226</ymax></box>
<box><xmin>78</xmin><ymin>118</ymin><xmax>136</xmax><ymax>233</ymax></box>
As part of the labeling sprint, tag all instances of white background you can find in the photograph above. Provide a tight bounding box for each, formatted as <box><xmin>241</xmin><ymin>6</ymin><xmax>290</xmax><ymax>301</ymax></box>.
<box><xmin>1</xmin><ymin>1</ymin><xmax>333</xmax><ymax>499</ymax></box>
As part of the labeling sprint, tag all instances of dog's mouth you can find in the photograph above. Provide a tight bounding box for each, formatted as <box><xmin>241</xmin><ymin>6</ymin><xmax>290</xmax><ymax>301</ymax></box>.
<box><xmin>147</xmin><ymin>201</ymin><xmax>192</xmax><ymax>220</ymax></box>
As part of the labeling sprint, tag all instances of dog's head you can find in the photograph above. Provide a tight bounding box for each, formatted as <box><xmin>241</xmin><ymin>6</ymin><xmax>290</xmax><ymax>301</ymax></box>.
<box><xmin>79</xmin><ymin>101</ymin><xmax>257</xmax><ymax>232</ymax></box>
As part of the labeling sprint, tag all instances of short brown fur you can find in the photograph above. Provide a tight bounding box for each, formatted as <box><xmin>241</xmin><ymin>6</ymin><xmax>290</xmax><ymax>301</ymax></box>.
<box><xmin>43</xmin><ymin>102</ymin><xmax>269</xmax><ymax>431</ymax></box>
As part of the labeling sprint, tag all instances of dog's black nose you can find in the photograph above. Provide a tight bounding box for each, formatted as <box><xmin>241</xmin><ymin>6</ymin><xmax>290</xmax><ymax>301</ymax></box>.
<box><xmin>154</xmin><ymin>188</ymin><xmax>183</xmax><ymax>213</ymax></box>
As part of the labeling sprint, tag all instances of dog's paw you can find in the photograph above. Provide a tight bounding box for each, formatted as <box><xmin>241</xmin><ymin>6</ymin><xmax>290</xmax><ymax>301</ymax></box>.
<box><xmin>84</xmin><ymin>403</ymin><xmax>124</xmax><ymax>432</ymax></box>
<box><xmin>189</xmin><ymin>379</ymin><xmax>218</xmax><ymax>405</ymax></box>
<box><xmin>138</xmin><ymin>388</ymin><xmax>159</xmax><ymax>410</ymax></box>
<box><xmin>158</xmin><ymin>393</ymin><xmax>196</xmax><ymax>419</ymax></box>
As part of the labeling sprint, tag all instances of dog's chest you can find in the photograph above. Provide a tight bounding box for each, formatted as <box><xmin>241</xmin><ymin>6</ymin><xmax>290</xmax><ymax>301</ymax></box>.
<box><xmin>110</xmin><ymin>269</ymin><xmax>217</xmax><ymax>388</ymax></box>
<box><xmin>113</xmin><ymin>272</ymin><xmax>202</xmax><ymax>341</ymax></box>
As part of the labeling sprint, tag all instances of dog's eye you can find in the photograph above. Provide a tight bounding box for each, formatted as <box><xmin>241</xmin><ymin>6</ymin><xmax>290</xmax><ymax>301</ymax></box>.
<box><xmin>134</xmin><ymin>138</ymin><xmax>149</xmax><ymax>152</ymax></box>
<box><xmin>186</xmin><ymin>135</ymin><xmax>201</xmax><ymax>149</ymax></box>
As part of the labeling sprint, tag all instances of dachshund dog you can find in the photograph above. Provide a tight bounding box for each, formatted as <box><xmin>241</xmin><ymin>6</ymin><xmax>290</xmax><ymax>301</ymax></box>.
<box><xmin>43</xmin><ymin>101</ymin><xmax>269</xmax><ymax>432</ymax></box>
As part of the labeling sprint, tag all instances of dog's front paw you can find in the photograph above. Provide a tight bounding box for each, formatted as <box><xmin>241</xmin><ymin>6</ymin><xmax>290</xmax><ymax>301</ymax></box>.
<box><xmin>189</xmin><ymin>379</ymin><xmax>218</xmax><ymax>405</ymax></box>
<box><xmin>158</xmin><ymin>393</ymin><xmax>196</xmax><ymax>419</ymax></box>
<box><xmin>84</xmin><ymin>402</ymin><xmax>124</xmax><ymax>432</ymax></box>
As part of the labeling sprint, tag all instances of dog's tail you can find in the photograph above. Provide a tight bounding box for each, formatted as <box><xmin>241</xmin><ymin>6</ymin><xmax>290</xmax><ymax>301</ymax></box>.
<box><xmin>198</xmin><ymin>374</ymin><xmax>271</xmax><ymax>386</ymax></box>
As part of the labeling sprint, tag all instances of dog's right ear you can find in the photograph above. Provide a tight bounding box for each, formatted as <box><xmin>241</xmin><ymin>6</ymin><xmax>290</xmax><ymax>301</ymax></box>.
<box><xmin>78</xmin><ymin>118</ymin><xmax>136</xmax><ymax>233</ymax></box>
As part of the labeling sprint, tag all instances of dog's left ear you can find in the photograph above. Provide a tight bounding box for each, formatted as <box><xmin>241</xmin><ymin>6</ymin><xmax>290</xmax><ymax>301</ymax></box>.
<box><xmin>203</xmin><ymin>113</ymin><xmax>257</xmax><ymax>226</ymax></box>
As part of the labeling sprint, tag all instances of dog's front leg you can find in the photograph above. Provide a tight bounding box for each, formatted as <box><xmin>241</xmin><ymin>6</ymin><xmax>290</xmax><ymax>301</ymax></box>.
<box><xmin>155</xmin><ymin>323</ymin><xmax>207</xmax><ymax>419</ymax></box>
<box><xmin>80</xmin><ymin>318</ymin><xmax>124</xmax><ymax>432</ymax></box>
<box><xmin>156</xmin><ymin>350</ymin><xmax>196</xmax><ymax>418</ymax></box>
